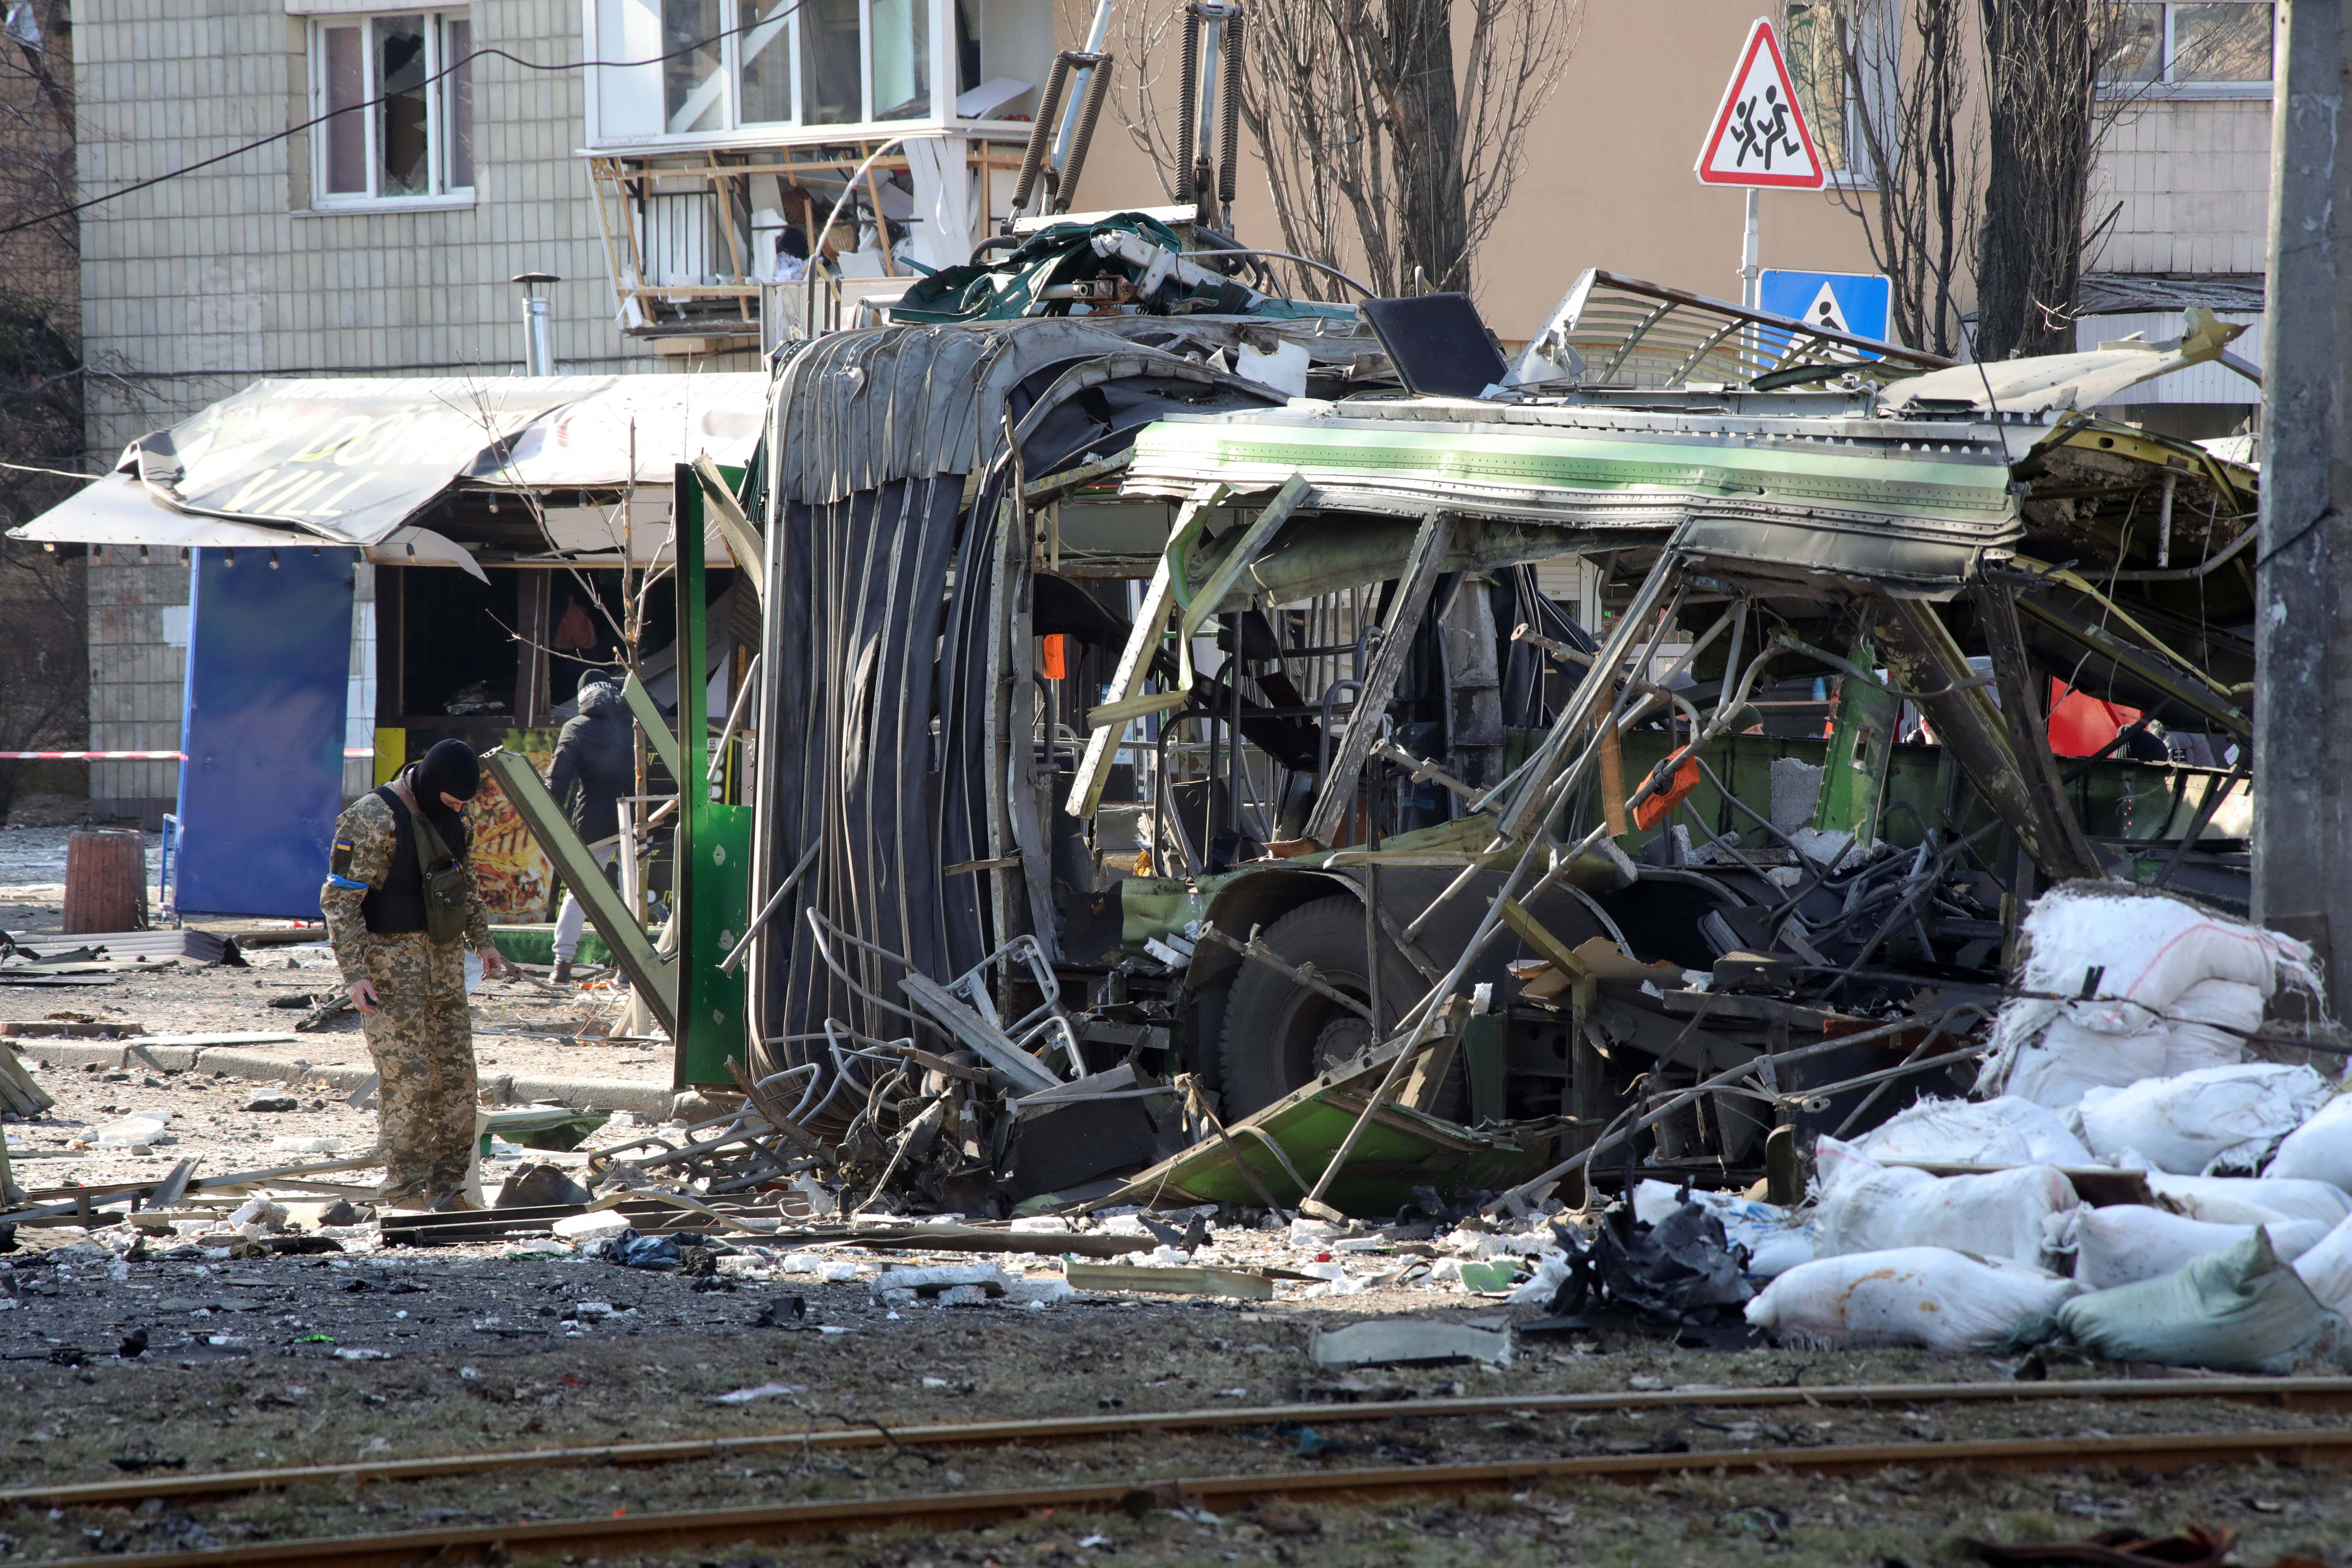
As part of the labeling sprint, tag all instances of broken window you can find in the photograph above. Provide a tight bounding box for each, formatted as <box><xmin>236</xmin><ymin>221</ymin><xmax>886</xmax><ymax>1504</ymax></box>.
<box><xmin>800</xmin><ymin>0</ymin><xmax>864</xmax><ymax>125</ymax></box>
<box><xmin>663</xmin><ymin>0</ymin><xmax>728</xmax><ymax>133</ymax></box>
<box><xmin>1778</xmin><ymin>1</ymin><xmax>1895</xmax><ymax>184</ymax></box>
<box><xmin>308</xmin><ymin>11</ymin><xmax>475</xmax><ymax>206</ymax></box>
<box><xmin>738</xmin><ymin>0</ymin><xmax>797</xmax><ymax>124</ymax></box>
<box><xmin>871</xmin><ymin>0</ymin><xmax>932</xmax><ymax>120</ymax></box>
<box><xmin>590</xmin><ymin>0</ymin><xmax>989</xmax><ymax>137</ymax></box>
<box><xmin>2102</xmin><ymin>2</ymin><xmax>2274</xmax><ymax>90</ymax></box>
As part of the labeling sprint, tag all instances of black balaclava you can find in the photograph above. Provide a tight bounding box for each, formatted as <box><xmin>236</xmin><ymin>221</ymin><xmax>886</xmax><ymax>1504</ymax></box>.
<box><xmin>410</xmin><ymin>739</ymin><xmax>481</xmax><ymax>852</ymax></box>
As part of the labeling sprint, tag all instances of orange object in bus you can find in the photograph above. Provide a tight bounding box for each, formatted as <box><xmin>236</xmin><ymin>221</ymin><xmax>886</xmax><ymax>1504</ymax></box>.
<box><xmin>1631</xmin><ymin>755</ymin><xmax>1702</xmax><ymax>832</ymax></box>
<box><xmin>2047</xmin><ymin>678</ymin><xmax>2142</xmax><ymax>757</ymax></box>
<box><xmin>1040</xmin><ymin>634</ymin><xmax>1068</xmax><ymax>679</ymax></box>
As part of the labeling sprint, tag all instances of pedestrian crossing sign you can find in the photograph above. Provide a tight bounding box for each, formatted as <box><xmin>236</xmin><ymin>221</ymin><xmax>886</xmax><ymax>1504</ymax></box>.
<box><xmin>1758</xmin><ymin>270</ymin><xmax>1894</xmax><ymax>346</ymax></box>
<box><xmin>1695</xmin><ymin>19</ymin><xmax>1826</xmax><ymax>190</ymax></box>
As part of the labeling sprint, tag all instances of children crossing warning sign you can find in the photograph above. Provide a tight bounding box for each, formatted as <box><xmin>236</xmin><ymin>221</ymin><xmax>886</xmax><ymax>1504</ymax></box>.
<box><xmin>1695</xmin><ymin>19</ymin><xmax>1826</xmax><ymax>190</ymax></box>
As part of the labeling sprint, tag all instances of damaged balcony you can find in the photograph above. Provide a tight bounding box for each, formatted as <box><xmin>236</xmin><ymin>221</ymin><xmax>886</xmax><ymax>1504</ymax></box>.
<box><xmin>582</xmin><ymin>0</ymin><xmax>1071</xmax><ymax>349</ymax></box>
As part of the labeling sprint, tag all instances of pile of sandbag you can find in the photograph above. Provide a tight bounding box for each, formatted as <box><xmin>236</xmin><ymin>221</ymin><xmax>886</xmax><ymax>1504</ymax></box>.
<box><xmin>1853</xmin><ymin>1094</ymin><xmax>2093</xmax><ymax>1167</ymax></box>
<box><xmin>1981</xmin><ymin>883</ymin><xmax>2322</xmax><ymax>1108</ymax></box>
<box><xmin>2054</xmin><ymin>1227</ymin><xmax>2352</xmax><ymax>1373</ymax></box>
<box><xmin>2268</xmin><ymin>1091</ymin><xmax>2352</xmax><ymax>1190</ymax></box>
<box><xmin>2077</xmin><ymin>1062</ymin><xmax>2332</xmax><ymax>1174</ymax></box>
<box><xmin>1745</xmin><ymin>1247</ymin><xmax>2078</xmax><ymax>1352</ymax></box>
<box><xmin>2050</xmin><ymin>1204</ymin><xmax>2331</xmax><ymax>1289</ymax></box>
<box><xmin>1813</xmin><ymin>1136</ymin><xmax>2076</xmax><ymax>1266</ymax></box>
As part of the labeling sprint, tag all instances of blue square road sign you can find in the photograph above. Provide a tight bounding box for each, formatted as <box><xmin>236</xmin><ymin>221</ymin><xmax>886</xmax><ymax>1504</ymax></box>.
<box><xmin>1757</xmin><ymin>270</ymin><xmax>1893</xmax><ymax>345</ymax></box>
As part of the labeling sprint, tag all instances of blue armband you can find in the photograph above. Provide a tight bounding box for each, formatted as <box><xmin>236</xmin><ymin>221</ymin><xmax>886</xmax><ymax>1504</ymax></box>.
<box><xmin>325</xmin><ymin>873</ymin><xmax>368</xmax><ymax>890</ymax></box>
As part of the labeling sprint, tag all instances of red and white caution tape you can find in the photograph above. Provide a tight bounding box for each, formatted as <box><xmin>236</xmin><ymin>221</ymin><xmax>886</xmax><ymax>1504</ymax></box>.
<box><xmin>0</xmin><ymin>749</ymin><xmax>375</xmax><ymax>759</ymax></box>
<box><xmin>0</xmin><ymin>750</ymin><xmax>187</xmax><ymax>760</ymax></box>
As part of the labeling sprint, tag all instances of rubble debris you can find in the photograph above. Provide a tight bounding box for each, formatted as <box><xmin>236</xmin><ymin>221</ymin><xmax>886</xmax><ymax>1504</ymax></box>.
<box><xmin>1628</xmin><ymin>1181</ymin><xmax>1814</xmax><ymax>1279</ymax></box>
<box><xmin>1307</xmin><ymin>1320</ymin><xmax>1512</xmax><ymax>1370</ymax></box>
<box><xmin>1062</xmin><ymin>1261</ymin><xmax>1276</xmax><ymax>1300</ymax></box>
<box><xmin>241</xmin><ymin>1096</ymin><xmax>299</xmax><ymax>1113</ymax></box>
<box><xmin>0</xmin><ymin>1043</ymin><xmax>54</xmax><ymax>1118</ymax></box>
<box><xmin>495</xmin><ymin>1164</ymin><xmax>594</xmax><ymax>1209</ymax></box>
<box><xmin>1537</xmin><ymin>1196</ymin><xmax>1755</xmax><ymax>1330</ymax></box>
<box><xmin>870</xmin><ymin>1264</ymin><xmax>1011</xmax><ymax>1306</ymax></box>
<box><xmin>1967</xmin><ymin>1524</ymin><xmax>2236</xmax><ymax>1568</ymax></box>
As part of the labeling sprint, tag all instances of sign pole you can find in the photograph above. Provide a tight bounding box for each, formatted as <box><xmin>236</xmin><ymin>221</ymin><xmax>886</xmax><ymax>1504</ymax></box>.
<box><xmin>1740</xmin><ymin>187</ymin><xmax>1761</xmax><ymax>309</ymax></box>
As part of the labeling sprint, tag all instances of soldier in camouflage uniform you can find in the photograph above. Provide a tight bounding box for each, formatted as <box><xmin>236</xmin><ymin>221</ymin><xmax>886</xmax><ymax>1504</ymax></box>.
<box><xmin>320</xmin><ymin>740</ymin><xmax>509</xmax><ymax>1209</ymax></box>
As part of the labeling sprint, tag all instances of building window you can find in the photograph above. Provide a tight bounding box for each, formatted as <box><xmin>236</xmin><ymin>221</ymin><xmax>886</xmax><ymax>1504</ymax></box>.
<box><xmin>1781</xmin><ymin>2</ymin><xmax>1896</xmax><ymax>186</ymax></box>
<box><xmin>591</xmin><ymin>0</ymin><xmax>945</xmax><ymax>141</ymax></box>
<box><xmin>2105</xmin><ymin>2</ymin><xmax>2274</xmax><ymax>91</ymax></box>
<box><xmin>311</xmin><ymin>12</ymin><xmax>475</xmax><ymax>205</ymax></box>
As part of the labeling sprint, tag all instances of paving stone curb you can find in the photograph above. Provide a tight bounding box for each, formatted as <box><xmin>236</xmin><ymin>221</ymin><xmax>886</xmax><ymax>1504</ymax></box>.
<box><xmin>6</xmin><ymin>1039</ymin><xmax>676</xmax><ymax>1117</ymax></box>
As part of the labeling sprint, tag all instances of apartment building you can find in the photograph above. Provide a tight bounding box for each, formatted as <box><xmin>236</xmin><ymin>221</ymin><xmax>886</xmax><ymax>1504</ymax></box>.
<box><xmin>64</xmin><ymin>0</ymin><xmax>2277</xmax><ymax>824</ymax></box>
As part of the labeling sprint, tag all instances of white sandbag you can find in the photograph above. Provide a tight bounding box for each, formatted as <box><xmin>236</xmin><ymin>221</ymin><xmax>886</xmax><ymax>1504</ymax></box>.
<box><xmin>1983</xmin><ymin>886</ymin><xmax>2318</xmax><ymax>1102</ymax></box>
<box><xmin>2291</xmin><ymin>1213</ymin><xmax>2352</xmax><ymax>1316</ymax></box>
<box><xmin>2000</xmin><ymin>1020</ymin><xmax>2170</xmax><ymax>1109</ymax></box>
<box><xmin>1813</xmin><ymin>1138</ymin><xmax>2076</xmax><ymax>1266</ymax></box>
<box><xmin>2011</xmin><ymin>886</ymin><xmax>2317</xmax><ymax>1036</ymax></box>
<box><xmin>2057</xmin><ymin>1204</ymin><xmax>2328</xmax><ymax>1290</ymax></box>
<box><xmin>2146</xmin><ymin>1170</ymin><xmax>2352</xmax><ymax>1229</ymax></box>
<box><xmin>1856</xmin><ymin>1096</ymin><xmax>2094</xmax><ymax>1167</ymax></box>
<box><xmin>1631</xmin><ymin>1180</ymin><xmax>1816</xmax><ymax>1279</ymax></box>
<box><xmin>2267</xmin><ymin>1093</ymin><xmax>2352</xmax><ymax>1193</ymax></box>
<box><xmin>2056</xmin><ymin>1230</ymin><xmax>2352</xmax><ymax>1374</ymax></box>
<box><xmin>1744</xmin><ymin>1247</ymin><xmax>2078</xmax><ymax>1352</ymax></box>
<box><xmin>2078</xmin><ymin>1063</ymin><xmax>2330</xmax><ymax>1175</ymax></box>
<box><xmin>2159</xmin><ymin>978</ymin><xmax>2262</xmax><ymax>1074</ymax></box>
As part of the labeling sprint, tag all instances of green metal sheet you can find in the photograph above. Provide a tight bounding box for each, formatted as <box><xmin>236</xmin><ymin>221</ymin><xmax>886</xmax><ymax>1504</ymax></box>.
<box><xmin>671</xmin><ymin>469</ymin><xmax>750</xmax><ymax>1089</ymax></box>
<box><xmin>1813</xmin><ymin>639</ymin><xmax>1902</xmax><ymax>845</ymax></box>
<box><xmin>1101</xmin><ymin>1050</ymin><xmax>1558</xmax><ymax>1217</ymax></box>
<box><xmin>1128</xmin><ymin>416</ymin><xmax>2018</xmax><ymax>521</ymax></box>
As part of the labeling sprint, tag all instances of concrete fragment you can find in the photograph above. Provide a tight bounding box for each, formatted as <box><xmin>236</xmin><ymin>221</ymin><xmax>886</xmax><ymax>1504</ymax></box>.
<box><xmin>869</xmin><ymin>1264</ymin><xmax>1009</xmax><ymax>1300</ymax></box>
<box><xmin>551</xmin><ymin>1211</ymin><xmax>630</xmax><ymax>1241</ymax></box>
<box><xmin>1308</xmin><ymin>1319</ymin><xmax>1513</xmax><ymax>1369</ymax></box>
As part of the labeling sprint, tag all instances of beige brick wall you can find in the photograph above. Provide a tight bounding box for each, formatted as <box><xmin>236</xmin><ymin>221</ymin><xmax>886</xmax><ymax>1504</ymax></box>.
<box><xmin>2092</xmin><ymin>97</ymin><xmax>2274</xmax><ymax>276</ymax></box>
<box><xmin>86</xmin><ymin>556</ymin><xmax>187</xmax><ymax>821</ymax></box>
<box><xmin>72</xmin><ymin>0</ymin><xmax>711</xmax><ymax>814</ymax></box>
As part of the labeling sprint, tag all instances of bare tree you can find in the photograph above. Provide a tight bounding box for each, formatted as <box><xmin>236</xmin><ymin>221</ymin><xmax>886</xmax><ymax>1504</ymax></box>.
<box><xmin>1098</xmin><ymin>0</ymin><xmax>1579</xmax><ymax>300</ymax></box>
<box><xmin>1787</xmin><ymin>0</ymin><xmax>1981</xmax><ymax>357</ymax></box>
<box><xmin>1973</xmin><ymin>0</ymin><xmax>2158</xmax><ymax>359</ymax></box>
<box><xmin>1245</xmin><ymin>0</ymin><xmax>1579</xmax><ymax>298</ymax></box>
<box><xmin>1972</xmin><ymin>0</ymin><xmax>2094</xmax><ymax>358</ymax></box>
<box><xmin>0</xmin><ymin>1</ymin><xmax>86</xmax><ymax>823</ymax></box>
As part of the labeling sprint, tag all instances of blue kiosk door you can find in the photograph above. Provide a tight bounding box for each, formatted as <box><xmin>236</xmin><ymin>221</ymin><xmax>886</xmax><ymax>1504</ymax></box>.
<box><xmin>174</xmin><ymin>546</ymin><xmax>357</xmax><ymax>919</ymax></box>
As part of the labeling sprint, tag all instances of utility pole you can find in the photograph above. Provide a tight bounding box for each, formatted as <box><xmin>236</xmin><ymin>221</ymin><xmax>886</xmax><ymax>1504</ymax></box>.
<box><xmin>2253</xmin><ymin>0</ymin><xmax>2352</xmax><ymax>1009</ymax></box>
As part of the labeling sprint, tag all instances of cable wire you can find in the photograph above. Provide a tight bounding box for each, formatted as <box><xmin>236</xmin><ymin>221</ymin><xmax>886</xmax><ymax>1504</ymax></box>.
<box><xmin>0</xmin><ymin>8</ymin><xmax>811</xmax><ymax>240</ymax></box>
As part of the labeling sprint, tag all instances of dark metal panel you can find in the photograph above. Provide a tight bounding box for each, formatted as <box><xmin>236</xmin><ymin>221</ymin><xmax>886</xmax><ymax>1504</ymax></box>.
<box><xmin>174</xmin><ymin>546</ymin><xmax>355</xmax><ymax>919</ymax></box>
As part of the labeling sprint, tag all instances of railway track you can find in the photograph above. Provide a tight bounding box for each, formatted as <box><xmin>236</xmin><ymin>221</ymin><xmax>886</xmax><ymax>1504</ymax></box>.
<box><xmin>26</xmin><ymin>1425</ymin><xmax>2352</xmax><ymax>1568</ymax></box>
<box><xmin>6</xmin><ymin>1373</ymin><xmax>2349</xmax><ymax>1511</ymax></box>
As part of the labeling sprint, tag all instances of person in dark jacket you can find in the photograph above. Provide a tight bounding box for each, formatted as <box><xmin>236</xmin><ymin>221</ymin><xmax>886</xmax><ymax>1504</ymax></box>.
<box><xmin>546</xmin><ymin>669</ymin><xmax>636</xmax><ymax>982</ymax></box>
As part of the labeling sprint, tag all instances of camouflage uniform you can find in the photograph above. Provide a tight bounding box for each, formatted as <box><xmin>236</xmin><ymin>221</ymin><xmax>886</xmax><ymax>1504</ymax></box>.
<box><xmin>320</xmin><ymin>790</ymin><xmax>492</xmax><ymax>1207</ymax></box>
